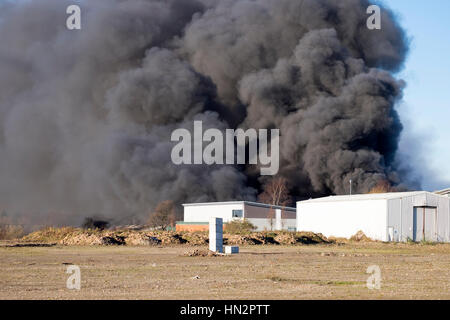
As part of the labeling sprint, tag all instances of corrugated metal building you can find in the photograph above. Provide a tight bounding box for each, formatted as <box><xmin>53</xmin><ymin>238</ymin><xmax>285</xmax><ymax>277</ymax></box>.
<box><xmin>182</xmin><ymin>201</ymin><xmax>296</xmax><ymax>232</ymax></box>
<box><xmin>297</xmin><ymin>192</ymin><xmax>450</xmax><ymax>242</ymax></box>
<box><xmin>435</xmin><ymin>188</ymin><xmax>450</xmax><ymax>197</ymax></box>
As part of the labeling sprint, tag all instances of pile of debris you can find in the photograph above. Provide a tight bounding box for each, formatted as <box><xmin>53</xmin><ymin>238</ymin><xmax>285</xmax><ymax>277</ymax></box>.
<box><xmin>274</xmin><ymin>233</ymin><xmax>297</xmax><ymax>245</ymax></box>
<box><xmin>296</xmin><ymin>232</ymin><xmax>330</xmax><ymax>244</ymax></box>
<box><xmin>154</xmin><ymin>232</ymin><xmax>187</xmax><ymax>245</ymax></box>
<box><xmin>20</xmin><ymin>227</ymin><xmax>332</xmax><ymax>246</ymax></box>
<box><xmin>60</xmin><ymin>232</ymin><xmax>126</xmax><ymax>246</ymax></box>
<box><xmin>224</xmin><ymin>232</ymin><xmax>330</xmax><ymax>245</ymax></box>
<box><xmin>21</xmin><ymin>227</ymin><xmax>77</xmax><ymax>243</ymax></box>
<box><xmin>123</xmin><ymin>232</ymin><xmax>161</xmax><ymax>246</ymax></box>
<box><xmin>225</xmin><ymin>234</ymin><xmax>263</xmax><ymax>245</ymax></box>
<box><xmin>350</xmin><ymin>230</ymin><xmax>373</xmax><ymax>242</ymax></box>
<box><xmin>180</xmin><ymin>232</ymin><xmax>209</xmax><ymax>245</ymax></box>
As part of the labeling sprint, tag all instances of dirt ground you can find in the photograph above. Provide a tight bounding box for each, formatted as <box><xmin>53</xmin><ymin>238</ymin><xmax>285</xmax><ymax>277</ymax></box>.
<box><xmin>0</xmin><ymin>242</ymin><xmax>449</xmax><ymax>300</ymax></box>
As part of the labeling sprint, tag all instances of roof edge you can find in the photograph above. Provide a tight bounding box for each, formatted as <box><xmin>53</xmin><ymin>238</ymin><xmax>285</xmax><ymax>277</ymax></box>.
<box><xmin>182</xmin><ymin>201</ymin><xmax>296</xmax><ymax>211</ymax></box>
<box><xmin>296</xmin><ymin>191</ymin><xmax>450</xmax><ymax>204</ymax></box>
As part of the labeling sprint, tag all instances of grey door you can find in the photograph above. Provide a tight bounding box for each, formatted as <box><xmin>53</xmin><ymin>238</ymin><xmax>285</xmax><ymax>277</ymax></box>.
<box><xmin>413</xmin><ymin>207</ymin><xmax>437</xmax><ymax>242</ymax></box>
<box><xmin>413</xmin><ymin>207</ymin><xmax>422</xmax><ymax>242</ymax></box>
<box><xmin>424</xmin><ymin>207</ymin><xmax>437</xmax><ymax>241</ymax></box>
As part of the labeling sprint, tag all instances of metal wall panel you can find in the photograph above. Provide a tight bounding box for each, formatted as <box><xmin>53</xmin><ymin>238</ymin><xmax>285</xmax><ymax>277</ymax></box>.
<box><xmin>388</xmin><ymin>193</ymin><xmax>450</xmax><ymax>242</ymax></box>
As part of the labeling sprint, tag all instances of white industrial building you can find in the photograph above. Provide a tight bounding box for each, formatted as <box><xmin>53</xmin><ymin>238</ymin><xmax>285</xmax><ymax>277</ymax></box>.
<box><xmin>435</xmin><ymin>188</ymin><xmax>450</xmax><ymax>197</ymax></box>
<box><xmin>297</xmin><ymin>192</ymin><xmax>450</xmax><ymax>242</ymax></box>
<box><xmin>182</xmin><ymin>201</ymin><xmax>296</xmax><ymax>231</ymax></box>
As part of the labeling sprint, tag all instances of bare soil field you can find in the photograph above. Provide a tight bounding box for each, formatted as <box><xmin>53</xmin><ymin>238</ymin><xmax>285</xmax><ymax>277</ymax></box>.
<box><xmin>0</xmin><ymin>242</ymin><xmax>449</xmax><ymax>300</ymax></box>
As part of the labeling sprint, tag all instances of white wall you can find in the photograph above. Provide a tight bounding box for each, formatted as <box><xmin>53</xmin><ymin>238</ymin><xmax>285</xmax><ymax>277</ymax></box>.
<box><xmin>184</xmin><ymin>202</ymin><xmax>296</xmax><ymax>231</ymax></box>
<box><xmin>249</xmin><ymin>217</ymin><xmax>297</xmax><ymax>232</ymax></box>
<box><xmin>184</xmin><ymin>203</ymin><xmax>244</xmax><ymax>223</ymax></box>
<box><xmin>297</xmin><ymin>199</ymin><xmax>388</xmax><ymax>241</ymax></box>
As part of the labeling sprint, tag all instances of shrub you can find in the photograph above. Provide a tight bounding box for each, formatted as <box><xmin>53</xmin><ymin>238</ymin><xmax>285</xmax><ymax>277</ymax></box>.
<box><xmin>225</xmin><ymin>219</ymin><xmax>256</xmax><ymax>235</ymax></box>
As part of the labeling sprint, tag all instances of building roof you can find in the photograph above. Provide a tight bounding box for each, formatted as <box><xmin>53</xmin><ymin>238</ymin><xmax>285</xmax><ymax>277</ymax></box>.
<box><xmin>182</xmin><ymin>201</ymin><xmax>296</xmax><ymax>211</ymax></box>
<box><xmin>297</xmin><ymin>191</ymin><xmax>436</xmax><ymax>204</ymax></box>
<box><xmin>435</xmin><ymin>188</ymin><xmax>450</xmax><ymax>195</ymax></box>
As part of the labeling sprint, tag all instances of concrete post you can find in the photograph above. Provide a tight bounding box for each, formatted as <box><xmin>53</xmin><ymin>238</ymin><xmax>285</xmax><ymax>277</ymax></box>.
<box><xmin>275</xmin><ymin>209</ymin><xmax>282</xmax><ymax>231</ymax></box>
<box><xmin>209</xmin><ymin>217</ymin><xmax>223</xmax><ymax>253</ymax></box>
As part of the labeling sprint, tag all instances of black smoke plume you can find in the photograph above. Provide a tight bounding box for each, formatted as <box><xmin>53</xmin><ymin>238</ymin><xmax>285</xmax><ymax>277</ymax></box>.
<box><xmin>0</xmin><ymin>0</ymin><xmax>410</xmax><ymax>225</ymax></box>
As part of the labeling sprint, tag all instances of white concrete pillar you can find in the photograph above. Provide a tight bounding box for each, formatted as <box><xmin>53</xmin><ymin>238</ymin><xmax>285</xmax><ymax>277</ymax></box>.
<box><xmin>275</xmin><ymin>209</ymin><xmax>282</xmax><ymax>231</ymax></box>
<box><xmin>209</xmin><ymin>217</ymin><xmax>223</xmax><ymax>253</ymax></box>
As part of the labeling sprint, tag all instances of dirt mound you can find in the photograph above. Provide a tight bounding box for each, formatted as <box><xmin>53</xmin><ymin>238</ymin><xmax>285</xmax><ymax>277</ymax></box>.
<box><xmin>180</xmin><ymin>232</ymin><xmax>208</xmax><ymax>245</ymax></box>
<box><xmin>274</xmin><ymin>233</ymin><xmax>297</xmax><ymax>245</ymax></box>
<box><xmin>251</xmin><ymin>233</ymin><xmax>279</xmax><ymax>244</ymax></box>
<box><xmin>23</xmin><ymin>228</ymin><xmax>128</xmax><ymax>246</ymax></box>
<box><xmin>296</xmin><ymin>232</ymin><xmax>329</xmax><ymax>244</ymax></box>
<box><xmin>20</xmin><ymin>227</ymin><xmax>331</xmax><ymax>247</ymax></box>
<box><xmin>21</xmin><ymin>227</ymin><xmax>77</xmax><ymax>243</ymax></box>
<box><xmin>124</xmin><ymin>233</ymin><xmax>161</xmax><ymax>246</ymax></box>
<box><xmin>155</xmin><ymin>232</ymin><xmax>187</xmax><ymax>245</ymax></box>
<box><xmin>101</xmin><ymin>236</ymin><xmax>126</xmax><ymax>245</ymax></box>
<box><xmin>327</xmin><ymin>236</ymin><xmax>348</xmax><ymax>244</ymax></box>
<box><xmin>225</xmin><ymin>234</ymin><xmax>263</xmax><ymax>245</ymax></box>
<box><xmin>223</xmin><ymin>231</ymin><xmax>329</xmax><ymax>245</ymax></box>
<box><xmin>350</xmin><ymin>230</ymin><xmax>372</xmax><ymax>242</ymax></box>
<box><xmin>60</xmin><ymin>232</ymin><xmax>126</xmax><ymax>246</ymax></box>
<box><xmin>60</xmin><ymin>233</ymin><xmax>103</xmax><ymax>245</ymax></box>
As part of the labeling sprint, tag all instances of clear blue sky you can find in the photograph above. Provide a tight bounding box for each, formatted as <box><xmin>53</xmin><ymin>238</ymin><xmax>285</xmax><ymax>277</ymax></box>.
<box><xmin>384</xmin><ymin>0</ymin><xmax>450</xmax><ymax>191</ymax></box>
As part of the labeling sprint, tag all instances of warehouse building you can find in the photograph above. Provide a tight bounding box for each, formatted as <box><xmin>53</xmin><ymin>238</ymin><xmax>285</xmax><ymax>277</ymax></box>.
<box><xmin>435</xmin><ymin>188</ymin><xmax>450</xmax><ymax>197</ymax></box>
<box><xmin>297</xmin><ymin>192</ymin><xmax>450</xmax><ymax>243</ymax></box>
<box><xmin>178</xmin><ymin>201</ymin><xmax>296</xmax><ymax>232</ymax></box>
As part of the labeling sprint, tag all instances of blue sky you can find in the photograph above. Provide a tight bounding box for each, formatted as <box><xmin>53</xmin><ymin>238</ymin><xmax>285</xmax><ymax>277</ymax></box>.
<box><xmin>384</xmin><ymin>0</ymin><xmax>450</xmax><ymax>191</ymax></box>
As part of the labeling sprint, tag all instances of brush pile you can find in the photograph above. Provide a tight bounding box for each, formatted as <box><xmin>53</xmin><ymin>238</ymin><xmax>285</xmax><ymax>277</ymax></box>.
<box><xmin>19</xmin><ymin>227</ymin><xmax>335</xmax><ymax>246</ymax></box>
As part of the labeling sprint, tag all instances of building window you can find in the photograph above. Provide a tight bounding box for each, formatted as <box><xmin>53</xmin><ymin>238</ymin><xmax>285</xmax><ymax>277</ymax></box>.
<box><xmin>232</xmin><ymin>209</ymin><xmax>243</xmax><ymax>218</ymax></box>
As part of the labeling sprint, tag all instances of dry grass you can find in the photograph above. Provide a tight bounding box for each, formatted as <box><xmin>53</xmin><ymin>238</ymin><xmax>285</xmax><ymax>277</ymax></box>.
<box><xmin>0</xmin><ymin>242</ymin><xmax>449</xmax><ymax>300</ymax></box>
<box><xmin>20</xmin><ymin>227</ymin><xmax>78</xmax><ymax>243</ymax></box>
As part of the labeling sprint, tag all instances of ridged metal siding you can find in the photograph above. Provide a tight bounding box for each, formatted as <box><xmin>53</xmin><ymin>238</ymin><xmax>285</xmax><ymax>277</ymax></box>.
<box><xmin>387</xmin><ymin>193</ymin><xmax>450</xmax><ymax>242</ymax></box>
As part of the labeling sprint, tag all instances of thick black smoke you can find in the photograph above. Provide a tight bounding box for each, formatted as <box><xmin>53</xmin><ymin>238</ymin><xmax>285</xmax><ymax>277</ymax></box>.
<box><xmin>0</xmin><ymin>0</ymin><xmax>410</xmax><ymax>225</ymax></box>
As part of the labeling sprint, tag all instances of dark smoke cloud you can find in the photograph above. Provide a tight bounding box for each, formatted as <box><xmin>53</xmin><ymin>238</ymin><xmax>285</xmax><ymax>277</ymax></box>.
<box><xmin>0</xmin><ymin>0</ymin><xmax>410</xmax><ymax>225</ymax></box>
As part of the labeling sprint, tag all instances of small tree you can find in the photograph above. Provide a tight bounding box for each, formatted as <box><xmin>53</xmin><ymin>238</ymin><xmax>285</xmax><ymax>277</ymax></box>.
<box><xmin>148</xmin><ymin>200</ymin><xmax>176</xmax><ymax>230</ymax></box>
<box><xmin>225</xmin><ymin>219</ymin><xmax>257</xmax><ymax>235</ymax></box>
<box><xmin>258</xmin><ymin>177</ymin><xmax>291</xmax><ymax>206</ymax></box>
<box><xmin>258</xmin><ymin>177</ymin><xmax>291</xmax><ymax>231</ymax></box>
<box><xmin>0</xmin><ymin>214</ymin><xmax>25</xmax><ymax>240</ymax></box>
